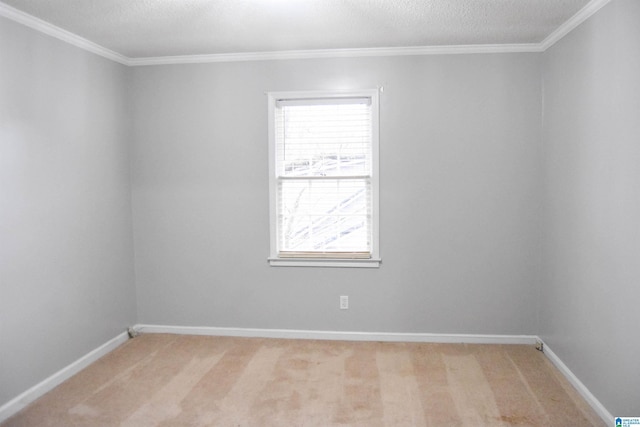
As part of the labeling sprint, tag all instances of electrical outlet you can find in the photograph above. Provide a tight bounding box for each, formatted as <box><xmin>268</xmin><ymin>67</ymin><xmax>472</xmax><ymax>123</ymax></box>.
<box><xmin>340</xmin><ymin>295</ymin><xmax>349</xmax><ymax>310</ymax></box>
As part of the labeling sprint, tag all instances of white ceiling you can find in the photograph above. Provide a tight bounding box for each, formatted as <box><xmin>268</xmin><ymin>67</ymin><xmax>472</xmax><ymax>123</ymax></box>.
<box><xmin>1</xmin><ymin>0</ymin><xmax>594</xmax><ymax>61</ymax></box>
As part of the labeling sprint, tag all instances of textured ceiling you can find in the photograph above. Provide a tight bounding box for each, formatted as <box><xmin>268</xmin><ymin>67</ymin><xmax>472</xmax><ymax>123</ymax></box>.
<box><xmin>2</xmin><ymin>0</ymin><xmax>591</xmax><ymax>58</ymax></box>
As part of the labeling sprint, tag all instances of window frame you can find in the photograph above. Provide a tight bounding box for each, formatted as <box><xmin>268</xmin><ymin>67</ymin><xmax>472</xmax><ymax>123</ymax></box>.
<box><xmin>267</xmin><ymin>89</ymin><xmax>381</xmax><ymax>268</ymax></box>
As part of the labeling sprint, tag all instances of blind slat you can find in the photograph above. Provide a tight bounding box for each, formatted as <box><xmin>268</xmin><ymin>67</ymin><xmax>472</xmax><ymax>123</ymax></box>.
<box><xmin>276</xmin><ymin>97</ymin><xmax>371</xmax><ymax>107</ymax></box>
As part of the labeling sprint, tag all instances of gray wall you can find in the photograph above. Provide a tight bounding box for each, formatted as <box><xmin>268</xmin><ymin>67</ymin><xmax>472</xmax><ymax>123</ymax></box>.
<box><xmin>131</xmin><ymin>54</ymin><xmax>542</xmax><ymax>335</ymax></box>
<box><xmin>0</xmin><ymin>17</ymin><xmax>137</xmax><ymax>406</ymax></box>
<box><xmin>540</xmin><ymin>0</ymin><xmax>640</xmax><ymax>415</ymax></box>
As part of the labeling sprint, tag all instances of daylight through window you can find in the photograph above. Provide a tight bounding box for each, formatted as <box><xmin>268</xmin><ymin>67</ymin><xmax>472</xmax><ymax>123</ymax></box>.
<box><xmin>268</xmin><ymin>90</ymin><xmax>380</xmax><ymax>267</ymax></box>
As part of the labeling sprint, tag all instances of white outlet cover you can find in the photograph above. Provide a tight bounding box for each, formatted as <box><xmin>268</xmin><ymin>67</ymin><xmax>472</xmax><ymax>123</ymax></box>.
<box><xmin>340</xmin><ymin>296</ymin><xmax>349</xmax><ymax>309</ymax></box>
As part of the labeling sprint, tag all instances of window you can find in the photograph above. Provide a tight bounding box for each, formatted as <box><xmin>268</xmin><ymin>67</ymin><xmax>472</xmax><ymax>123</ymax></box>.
<box><xmin>267</xmin><ymin>90</ymin><xmax>380</xmax><ymax>267</ymax></box>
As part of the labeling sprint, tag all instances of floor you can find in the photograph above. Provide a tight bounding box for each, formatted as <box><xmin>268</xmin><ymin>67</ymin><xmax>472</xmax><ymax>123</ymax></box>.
<box><xmin>2</xmin><ymin>334</ymin><xmax>605</xmax><ymax>426</ymax></box>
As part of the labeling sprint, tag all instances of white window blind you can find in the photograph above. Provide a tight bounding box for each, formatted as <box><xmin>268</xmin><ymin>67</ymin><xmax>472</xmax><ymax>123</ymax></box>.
<box><xmin>268</xmin><ymin>91</ymin><xmax>380</xmax><ymax>266</ymax></box>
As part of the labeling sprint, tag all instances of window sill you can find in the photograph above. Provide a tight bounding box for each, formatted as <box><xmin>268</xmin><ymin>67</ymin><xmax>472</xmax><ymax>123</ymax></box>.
<box><xmin>268</xmin><ymin>257</ymin><xmax>381</xmax><ymax>268</ymax></box>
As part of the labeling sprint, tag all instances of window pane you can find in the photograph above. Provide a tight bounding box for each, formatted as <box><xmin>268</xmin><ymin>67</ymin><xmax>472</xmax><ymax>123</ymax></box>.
<box><xmin>276</xmin><ymin>103</ymin><xmax>371</xmax><ymax>177</ymax></box>
<box><xmin>278</xmin><ymin>178</ymin><xmax>371</xmax><ymax>253</ymax></box>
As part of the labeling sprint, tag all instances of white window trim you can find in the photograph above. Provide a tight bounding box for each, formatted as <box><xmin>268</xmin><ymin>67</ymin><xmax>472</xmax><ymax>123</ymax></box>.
<box><xmin>267</xmin><ymin>89</ymin><xmax>381</xmax><ymax>268</ymax></box>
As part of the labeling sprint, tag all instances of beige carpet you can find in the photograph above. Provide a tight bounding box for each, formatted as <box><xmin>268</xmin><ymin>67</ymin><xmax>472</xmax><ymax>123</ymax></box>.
<box><xmin>2</xmin><ymin>334</ymin><xmax>605</xmax><ymax>426</ymax></box>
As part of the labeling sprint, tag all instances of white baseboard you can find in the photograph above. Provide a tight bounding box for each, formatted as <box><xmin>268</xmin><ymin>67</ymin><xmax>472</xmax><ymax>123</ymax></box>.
<box><xmin>135</xmin><ymin>324</ymin><xmax>537</xmax><ymax>345</ymax></box>
<box><xmin>0</xmin><ymin>331</ymin><xmax>129</xmax><ymax>424</ymax></box>
<box><xmin>540</xmin><ymin>341</ymin><xmax>613</xmax><ymax>424</ymax></box>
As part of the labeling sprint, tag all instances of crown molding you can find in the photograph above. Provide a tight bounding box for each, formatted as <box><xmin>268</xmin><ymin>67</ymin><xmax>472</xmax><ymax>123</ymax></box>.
<box><xmin>1</xmin><ymin>0</ymin><xmax>610</xmax><ymax>67</ymax></box>
<box><xmin>540</xmin><ymin>0</ymin><xmax>613</xmax><ymax>50</ymax></box>
<box><xmin>128</xmin><ymin>43</ymin><xmax>543</xmax><ymax>66</ymax></box>
<box><xmin>0</xmin><ymin>1</ymin><xmax>129</xmax><ymax>65</ymax></box>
